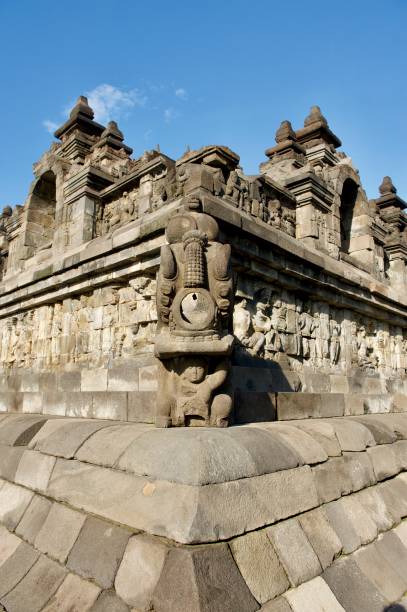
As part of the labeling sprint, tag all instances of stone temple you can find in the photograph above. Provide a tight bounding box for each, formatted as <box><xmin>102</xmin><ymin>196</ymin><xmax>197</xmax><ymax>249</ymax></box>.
<box><xmin>0</xmin><ymin>98</ymin><xmax>406</xmax><ymax>611</ymax></box>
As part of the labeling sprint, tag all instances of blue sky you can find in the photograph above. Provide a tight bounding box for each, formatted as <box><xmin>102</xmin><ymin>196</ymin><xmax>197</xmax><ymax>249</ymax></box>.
<box><xmin>0</xmin><ymin>0</ymin><xmax>406</xmax><ymax>208</ymax></box>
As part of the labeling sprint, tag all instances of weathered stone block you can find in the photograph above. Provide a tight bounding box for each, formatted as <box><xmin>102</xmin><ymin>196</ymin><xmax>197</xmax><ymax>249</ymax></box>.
<box><xmin>375</xmin><ymin>531</ymin><xmax>407</xmax><ymax>583</ymax></box>
<box><xmin>19</xmin><ymin>371</ymin><xmax>40</xmax><ymax>392</ymax></box>
<box><xmin>0</xmin><ymin>392</ymin><xmax>18</xmax><ymax>413</ymax></box>
<box><xmin>34</xmin><ymin>502</ymin><xmax>86</xmax><ymax>563</ymax></box>
<box><xmin>353</xmin><ymin>415</ymin><xmax>397</xmax><ymax>443</ymax></box>
<box><xmin>260</xmin><ymin>597</ymin><xmax>293</xmax><ymax>612</ymax></box>
<box><xmin>342</xmin><ymin>451</ymin><xmax>376</xmax><ymax>491</ymax></box>
<box><xmin>355</xmin><ymin>487</ymin><xmax>394</xmax><ymax>532</ymax></box>
<box><xmin>0</xmin><ymin>541</ymin><xmax>40</xmax><ymax>599</ymax></box>
<box><xmin>394</xmin><ymin>439</ymin><xmax>407</xmax><ymax>469</ymax></box>
<box><xmin>67</xmin><ymin>516</ymin><xmax>130</xmax><ymax>588</ymax></box>
<box><xmin>0</xmin><ymin>524</ymin><xmax>20</xmax><ymax>566</ymax></box>
<box><xmin>0</xmin><ymin>482</ymin><xmax>34</xmax><ymax>530</ymax></box>
<box><xmin>15</xmin><ymin>495</ymin><xmax>52</xmax><ymax>544</ymax></box>
<box><xmin>367</xmin><ymin>444</ymin><xmax>401</xmax><ymax>480</ymax></box>
<box><xmin>138</xmin><ymin>364</ymin><xmax>158</xmax><ymax>391</ymax></box>
<box><xmin>127</xmin><ymin>391</ymin><xmax>155</xmax><ymax>422</ymax></box>
<box><xmin>22</xmin><ymin>392</ymin><xmax>43</xmax><ymax>414</ymax></box>
<box><xmin>292</xmin><ymin>420</ymin><xmax>341</xmax><ymax>456</ymax></box>
<box><xmin>325</xmin><ymin>496</ymin><xmax>377</xmax><ymax>553</ymax></box>
<box><xmin>57</xmin><ymin>371</ymin><xmax>81</xmax><ymax>392</ymax></box>
<box><xmin>42</xmin><ymin>391</ymin><xmax>67</xmax><ymax>416</ymax></box>
<box><xmin>0</xmin><ymin>414</ymin><xmax>48</xmax><ymax>446</ymax></box>
<box><xmin>353</xmin><ymin>541</ymin><xmax>406</xmax><ymax>602</ymax></box>
<box><xmin>108</xmin><ymin>365</ymin><xmax>139</xmax><ymax>392</ymax></box>
<box><xmin>14</xmin><ymin>449</ymin><xmax>56</xmax><ymax>492</ymax></box>
<box><xmin>31</xmin><ymin>419</ymin><xmax>112</xmax><ymax>458</ymax></box>
<box><xmin>1</xmin><ymin>555</ymin><xmax>67</xmax><ymax>612</ymax></box>
<box><xmin>115</xmin><ymin>534</ymin><xmax>169</xmax><ymax>610</ymax></box>
<box><xmin>343</xmin><ymin>394</ymin><xmax>364</xmax><ymax>416</ymax></box>
<box><xmin>392</xmin><ymin>393</ymin><xmax>407</xmax><ymax>413</ymax></box>
<box><xmin>47</xmin><ymin>458</ymin><xmax>318</xmax><ymax>544</ymax></box>
<box><xmin>394</xmin><ymin>521</ymin><xmax>407</xmax><ymax>548</ymax></box>
<box><xmin>76</xmin><ymin>422</ymin><xmax>149</xmax><ymax>467</ymax></box>
<box><xmin>277</xmin><ymin>393</ymin><xmax>321</xmax><ymax>420</ymax></box>
<box><xmin>234</xmin><ymin>391</ymin><xmax>276</xmax><ymax>424</ymax></box>
<box><xmin>118</xmin><ymin>426</ymin><xmax>300</xmax><ymax>486</ymax></box>
<box><xmin>230</xmin><ymin>529</ymin><xmax>289</xmax><ymax>603</ymax></box>
<box><xmin>65</xmin><ymin>391</ymin><xmax>94</xmax><ymax>418</ymax></box>
<box><xmin>325</xmin><ymin>419</ymin><xmax>376</xmax><ymax>451</ymax></box>
<box><xmin>323</xmin><ymin>557</ymin><xmax>389</xmax><ymax>612</ymax></box>
<box><xmin>92</xmin><ymin>392</ymin><xmax>127</xmax><ymax>420</ymax></box>
<box><xmin>81</xmin><ymin>368</ymin><xmax>108</xmax><ymax>392</ymax></box>
<box><xmin>0</xmin><ymin>444</ymin><xmax>24</xmax><ymax>480</ymax></box>
<box><xmin>330</xmin><ymin>375</ymin><xmax>349</xmax><ymax>394</ymax></box>
<box><xmin>231</xmin><ymin>366</ymin><xmax>274</xmax><ymax>393</ymax></box>
<box><xmin>312</xmin><ymin>457</ymin><xmax>352</xmax><ymax>504</ymax></box>
<box><xmin>284</xmin><ymin>576</ymin><xmax>345</xmax><ymax>612</ymax></box>
<box><xmin>41</xmin><ymin>573</ymin><xmax>101</xmax><ymax>612</ymax></box>
<box><xmin>387</xmin><ymin>475</ymin><xmax>407</xmax><ymax>516</ymax></box>
<box><xmin>38</xmin><ymin>372</ymin><xmax>58</xmax><ymax>393</ymax></box>
<box><xmin>152</xmin><ymin>543</ymin><xmax>259</xmax><ymax>612</ymax></box>
<box><xmin>90</xmin><ymin>590</ymin><xmax>130</xmax><ymax>612</ymax></box>
<box><xmin>268</xmin><ymin>423</ymin><xmax>328</xmax><ymax>465</ymax></box>
<box><xmin>298</xmin><ymin>508</ymin><xmax>342</xmax><ymax>569</ymax></box>
<box><xmin>267</xmin><ymin>518</ymin><xmax>322</xmax><ymax>586</ymax></box>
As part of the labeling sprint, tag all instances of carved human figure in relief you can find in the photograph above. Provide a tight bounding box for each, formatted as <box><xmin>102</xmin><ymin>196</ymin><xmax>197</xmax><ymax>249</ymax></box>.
<box><xmin>233</xmin><ymin>298</ymin><xmax>251</xmax><ymax>344</ymax></box>
<box><xmin>166</xmin><ymin>356</ymin><xmax>231</xmax><ymax>427</ymax></box>
<box><xmin>298</xmin><ymin>302</ymin><xmax>313</xmax><ymax>359</ymax></box>
<box><xmin>155</xmin><ymin>195</ymin><xmax>234</xmax><ymax>427</ymax></box>
<box><xmin>329</xmin><ymin>319</ymin><xmax>341</xmax><ymax>365</ymax></box>
<box><xmin>244</xmin><ymin>302</ymin><xmax>270</xmax><ymax>356</ymax></box>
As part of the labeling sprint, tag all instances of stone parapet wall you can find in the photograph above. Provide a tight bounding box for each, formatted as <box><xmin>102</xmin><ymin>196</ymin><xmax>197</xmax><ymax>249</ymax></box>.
<box><xmin>0</xmin><ymin>411</ymin><xmax>407</xmax><ymax>610</ymax></box>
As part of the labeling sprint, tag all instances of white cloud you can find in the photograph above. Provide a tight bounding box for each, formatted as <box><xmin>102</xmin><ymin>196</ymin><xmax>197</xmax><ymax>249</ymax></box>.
<box><xmin>42</xmin><ymin>119</ymin><xmax>58</xmax><ymax>134</ymax></box>
<box><xmin>86</xmin><ymin>84</ymin><xmax>147</xmax><ymax>123</ymax></box>
<box><xmin>164</xmin><ymin>107</ymin><xmax>177</xmax><ymax>123</ymax></box>
<box><xmin>175</xmin><ymin>87</ymin><xmax>188</xmax><ymax>100</ymax></box>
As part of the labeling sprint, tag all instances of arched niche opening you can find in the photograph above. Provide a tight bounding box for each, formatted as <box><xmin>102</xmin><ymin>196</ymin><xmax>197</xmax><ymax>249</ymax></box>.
<box><xmin>25</xmin><ymin>171</ymin><xmax>56</xmax><ymax>251</ymax></box>
<box><xmin>339</xmin><ymin>178</ymin><xmax>358</xmax><ymax>253</ymax></box>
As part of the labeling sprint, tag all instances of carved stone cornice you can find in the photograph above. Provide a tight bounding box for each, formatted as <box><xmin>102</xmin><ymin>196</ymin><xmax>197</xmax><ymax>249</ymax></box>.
<box><xmin>284</xmin><ymin>171</ymin><xmax>335</xmax><ymax>212</ymax></box>
<box><xmin>63</xmin><ymin>165</ymin><xmax>114</xmax><ymax>203</ymax></box>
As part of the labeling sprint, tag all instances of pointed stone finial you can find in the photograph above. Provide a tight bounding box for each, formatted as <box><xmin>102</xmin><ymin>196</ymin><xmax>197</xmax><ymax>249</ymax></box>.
<box><xmin>304</xmin><ymin>105</ymin><xmax>328</xmax><ymax>127</ymax></box>
<box><xmin>101</xmin><ymin>121</ymin><xmax>124</xmax><ymax>141</ymax></box>
<box><xmin>275</xmin><ymin>120</ymin><xmax>296</xmax><ymax>144</ymax></box>
<box><xmin>69</xmin><ymin>95</ymin><xmax>94</xmax><ymax>120</ymax></box>
<box><xmin>379</xmin><ymin>176</ymin><xmax>397</xmax><ymax>195</ymax></box>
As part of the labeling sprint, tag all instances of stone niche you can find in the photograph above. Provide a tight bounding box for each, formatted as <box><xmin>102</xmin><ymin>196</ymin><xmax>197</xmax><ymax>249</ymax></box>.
<box><xmin>0</xmin><ymin>98</ymin><xmax>405</xmax><ymax>424</ymax></box>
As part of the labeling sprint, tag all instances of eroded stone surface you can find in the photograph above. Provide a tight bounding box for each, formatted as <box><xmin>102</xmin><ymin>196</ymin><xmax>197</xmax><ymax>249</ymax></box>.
<box><xmin>152</xmin><ymin>544</ymin><xmax>259</xmax><ymax>612</ymax></box>
<box><xmin>34</xmin><ymin>503</ymin><xmax>86</xmax><ymax>563</ymax></box>
<box><xmin>115</xmin><ymin>534</ymin><xmax>169</xmax><ymax>610</ymax></box>
<box><xmin>230</xmin><ymin>529</ymin><xmax>289</xmax><ymax>603</ymax></box>
<box><xmin>67</xmin><ymin>516</ymin><xmax>130</xmax><ymax>589</ymax></box>
<box><xmin>267</xmin><ymin>518</ymin><xmax>322</xmax><ymax>586</ymax></box>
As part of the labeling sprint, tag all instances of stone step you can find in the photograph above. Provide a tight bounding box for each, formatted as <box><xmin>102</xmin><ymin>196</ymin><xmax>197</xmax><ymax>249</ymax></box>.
<box><xmin>0</xmin><ymin>412</ymin><xmax>407</xmax><ymax>610</ymax></box>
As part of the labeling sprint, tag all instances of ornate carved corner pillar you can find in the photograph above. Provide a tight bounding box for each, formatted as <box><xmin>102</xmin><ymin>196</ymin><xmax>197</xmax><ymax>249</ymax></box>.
<box><xmin>284</xmin><ymin>172</ymin><xmax>335</xmax><ymax>253</ymax></box>
<box><xmin>385</xmin><ymin>243</ymin><xmax>407</xmax><ymax>292</ymax></box>
<box><xmin>154</xmin><ymin>195</ymin><xmax>235</xmax><ymax>428</ymax></box>
<box><xmin>63</xmin><ymin>166</ymin><xmax>114</xmax><ymax>247</ymax></box>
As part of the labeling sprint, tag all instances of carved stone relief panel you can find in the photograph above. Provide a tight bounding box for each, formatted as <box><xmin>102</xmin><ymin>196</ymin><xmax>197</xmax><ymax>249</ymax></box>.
<box><xmin>0</xmin><ymin>275</ymin><xmax>157</xmax><ymax>370</ymax></box>
<box><xmin>233</xmin><ymin>281</ymin><xmax>407</xmax><ymax>378</ymax></box>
